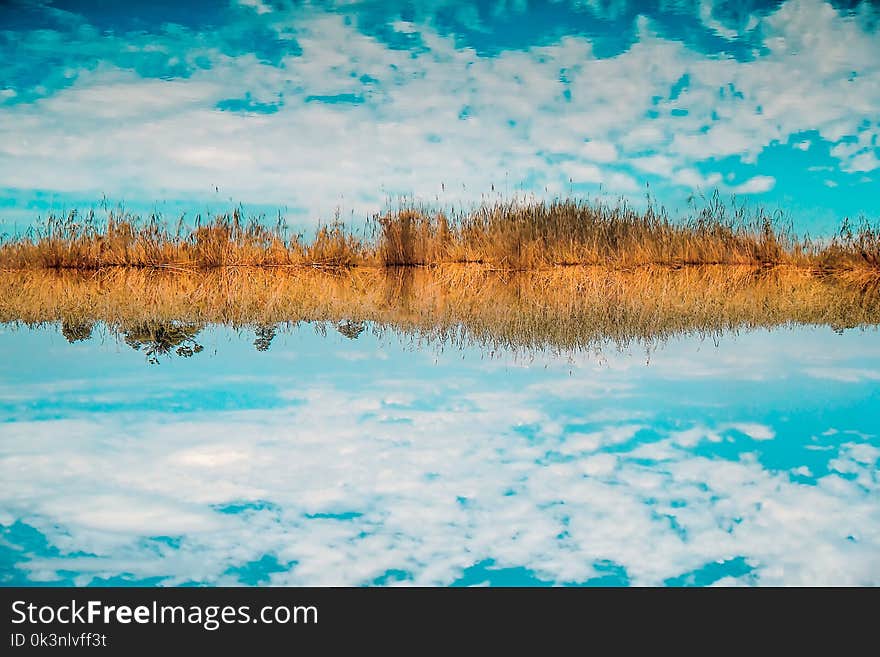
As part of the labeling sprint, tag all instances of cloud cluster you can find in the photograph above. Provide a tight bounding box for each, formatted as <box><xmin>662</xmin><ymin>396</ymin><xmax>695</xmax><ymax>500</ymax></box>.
<box><xmin>0</xmin><ymin>0</ymin><xmax>877</xmax><ymax>224</ymax></box>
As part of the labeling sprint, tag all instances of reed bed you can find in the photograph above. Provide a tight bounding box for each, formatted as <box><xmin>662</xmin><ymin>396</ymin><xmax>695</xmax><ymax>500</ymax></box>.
<box><xmin>2</xmin><ymin>266</ymin><xmax>878</xmax><ymax>355</ymax></box>
<box><xmin>1</xmin><ymin>197</ymin><xmax>878</xmax><ymax>272</ymax></box>
<box><xmin>0</xmin><ymin>209</ymin><xmax>364</xmax><ymax>270</ymax></box>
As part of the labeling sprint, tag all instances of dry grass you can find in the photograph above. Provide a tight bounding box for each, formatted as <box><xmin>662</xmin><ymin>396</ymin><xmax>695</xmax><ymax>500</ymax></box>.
<box><xmin>0</xmin><ymin>208</ymin><xmax>364</xmax><ymax>270</ymax></box>
<box><xmin>374</xmin><ymin>196</ymin><xmax>806</xmax><ymax>268</ymax></box>
<box><xmin>2</xmin><ymin>265</ymin><xmax>878</xmax><ymax>355</ymax></box>
<box><xmin>1</xmin><ymin>196</ymin><xmax>878</xmax><ymax>272</ymax></box>
<box><xmin>371</xmin><ymin>196</ymin><xmax>880</xmax><ymax>271</ymax></box>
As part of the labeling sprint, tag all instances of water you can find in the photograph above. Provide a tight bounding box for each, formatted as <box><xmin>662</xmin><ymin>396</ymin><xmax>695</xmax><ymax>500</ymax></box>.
<box><xmin>1</xmin><ymin>323</ymin><xmax>878</xmax><ymax>586</ymax></box>
<box><xmin>1</xmin><ymin>0</ymin><xmax>879</xmax><ymax>588</ymax></box>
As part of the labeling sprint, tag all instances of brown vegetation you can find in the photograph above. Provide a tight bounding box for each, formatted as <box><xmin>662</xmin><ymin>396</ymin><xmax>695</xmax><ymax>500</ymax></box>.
<box><xmin>1</xmin><ymin>197</ymin><xmax>878</xmax><ymax>272</ymax></box>
<box><xmin>2</xmin><ymin>197</ymin><xmax>876</xmax><ymax>358</ymax></box>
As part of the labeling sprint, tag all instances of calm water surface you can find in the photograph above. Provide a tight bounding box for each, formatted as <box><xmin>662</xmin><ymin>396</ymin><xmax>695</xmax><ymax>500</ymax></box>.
<box><xmin>1</xmin><ymin>323</ymin><xmax>878</xmax><ymax>586</ymax></box>
<box><xmin>2</xmin><ymin>0</ymin><xmax>879</xmax><ymax>587</ymax></box>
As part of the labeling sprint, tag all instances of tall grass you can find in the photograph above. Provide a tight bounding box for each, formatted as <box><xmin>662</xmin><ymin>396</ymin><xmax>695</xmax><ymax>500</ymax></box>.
<box><xmin>1</xmin><ymin>195</ymin><xmax>878</xmax><ymax>272</ymax></box>
<box><xmin>0</xmin><ymin>208</ymin><xmax>362</xmax><ymax>269</ymax></box>
<box><xmin>371</xmin><ymin>195</ymin><xmax>840</xmax><ymax>269</ymax></box>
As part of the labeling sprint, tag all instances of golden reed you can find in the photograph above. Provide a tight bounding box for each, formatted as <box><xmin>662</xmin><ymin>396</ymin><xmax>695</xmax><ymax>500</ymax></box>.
<box><xmin>1</xmin><ymin>197</ymin><xmax>878</xmax><ymax>272</ymax></box>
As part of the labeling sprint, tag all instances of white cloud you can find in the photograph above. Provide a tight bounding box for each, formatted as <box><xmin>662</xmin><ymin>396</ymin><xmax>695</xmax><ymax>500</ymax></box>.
<box><xmin>724</xmin><ymin>423</ymin><xmax>776</xmax><ymax>441</ymax></box>
<box><xmin>672</xmin><ymin>168</ymin><xmax>723</xmax><ymax>190</ymax></box>
<box><xmin>847</xmin><ymin>150</ymin><xmax>880</xmax><ymax>173</ymax></box>
<box><xmin>730</xmin><ymin>175</ymin><xmax>776</xmax><ymax>194</ymax></box>
<box><xmin>563</xmin><ymin>162</ymin><xmax>604</xmax><ymax>184</ymax></box>
<box><xmin>581</xmin><ymin>140</ymin><xmax>618</xmax><ymax>163</ymax></box>
<box><xmin>174</xmin><ymin>145</ymin><xmax>255</xmax><ymax>169</ymax></box>
<box><xmin>0</xmin><ymin>0</ymin><xmax>877</xmax><ymax>222</ymax></box>
<box><xmin>606</xmin><ymin>172</ymin><xmax>640</xmax><ymax>192</ymax></box>
<box><xmin>237</xmin><ymin>0</ymin><xmax>272</xmax><ymax>15</ymax></box>
<box><xmin>803</xmin><ymin>367</ymin><xmax>880</xmax><ymax>383</ymax></box>
<box><xmin>698</xmin><ymin>0</ymin><xmax>742</xmax><ymax>41</ymax></box>
<box><xmin>390</xmin><ymin>21</ymin><xmax>419</xmax><ymax>35</ymax></box>
<box><xmin>562</xmin><ymin>162</ymin><xmax>638</xmax><ymax>192</ymax></box>
<box><xmin>631</xmin><ymin>154</ymin><xmax>676</xmax><ymax>176</ymax></box>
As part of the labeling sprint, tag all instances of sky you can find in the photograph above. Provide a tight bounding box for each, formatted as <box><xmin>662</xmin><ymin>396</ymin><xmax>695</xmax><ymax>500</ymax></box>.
<box><xmin>1</xmin><ymin>323</ymin><xmax>879</xmax><ymax>585</ymax></box>
<box><xmin>0</xmin><ymin>0</ymin><xmax>879</xmax><ymax>233</ymax></box>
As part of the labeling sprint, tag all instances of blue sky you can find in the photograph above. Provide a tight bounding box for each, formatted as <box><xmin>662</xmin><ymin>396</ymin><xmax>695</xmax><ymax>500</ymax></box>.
<box><xmin>0</xmin><ymin>0</ymin><xmax>879</xmax><ymax>233</ymax></box>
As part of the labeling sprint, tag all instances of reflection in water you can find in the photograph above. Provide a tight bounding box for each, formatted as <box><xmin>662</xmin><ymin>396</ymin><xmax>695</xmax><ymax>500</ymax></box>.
<box><xmin>253</xmin><ymin>325</ymin><xmax>276</xmax><ymax>353</ymax></box>
<box><xmin>2</xmin><ymin>266</ymin><xmax>879</xmax><ymax>362</ymax></box>
<box><xmin>122</xmin><ymin>322</ymin><xmax>205</xmax><ymax>365</ymax></box>
<box><xmin>0</xmin><ymin>322</ymin><xmax>878</xmax><ymax>586</ymax></box>
<box><xmin>61</xmin><ymin>320</ymin><xmax>94</xmax><ymax>344</ymax></box>
<box><xmin>336</xmin><ymin>320</ymin><xmax>367</xmax><ymax>341</ymax></box>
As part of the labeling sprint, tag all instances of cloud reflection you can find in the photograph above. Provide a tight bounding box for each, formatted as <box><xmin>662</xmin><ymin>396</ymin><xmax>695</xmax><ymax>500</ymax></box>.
<box><xmin>1</xmin><ymin>325</ymin><xmax>878</xmax><ymax>586</ymax></box>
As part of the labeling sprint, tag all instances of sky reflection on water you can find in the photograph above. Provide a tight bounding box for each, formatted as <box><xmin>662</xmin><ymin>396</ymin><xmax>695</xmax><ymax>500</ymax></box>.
<box><xmin>1</xmin><ymin>323</ymin><xmax>878</xmax><ymax>586</ymax></box>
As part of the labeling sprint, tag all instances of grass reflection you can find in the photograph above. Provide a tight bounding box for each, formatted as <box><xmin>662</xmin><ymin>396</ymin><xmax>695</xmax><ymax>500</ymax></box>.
<box><xmin>2</xmin><ymin>265</ymin><xmax>878</xmax><ymax>361</ymax></box>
